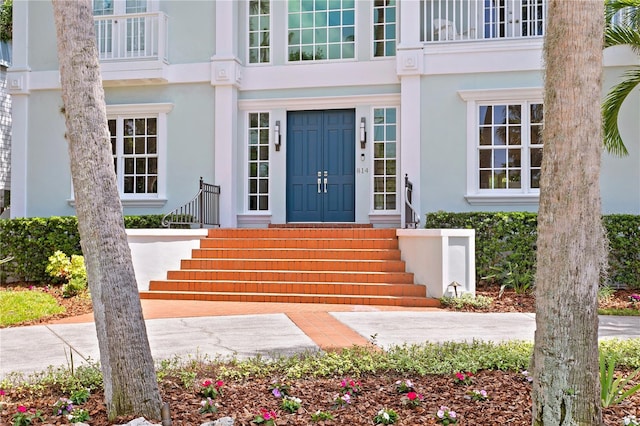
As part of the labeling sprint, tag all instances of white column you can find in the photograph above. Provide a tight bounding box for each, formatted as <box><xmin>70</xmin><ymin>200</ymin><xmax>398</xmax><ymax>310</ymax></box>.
<box><xmin>8</xmin><ymin>0</ymin><xmax>30</xmax><ymax>218</ymax></box>
<box><xmin>211</xmin><ymin>0</ymin><xmax>241</xmax><ymax>227</ymax></box>
<box><xmin>212</xmin><ymin>82</ymin><xmax>239</xmax><ymax>228</ymax></box>
<box><xmin>397</xmin><ymin>0</ymin><xmax>424</xmax><ymax>227</ymax></box>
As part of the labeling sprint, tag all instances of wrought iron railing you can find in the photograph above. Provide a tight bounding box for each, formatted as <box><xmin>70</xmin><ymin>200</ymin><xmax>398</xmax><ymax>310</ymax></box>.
<box><xmin>162</xmin><ymin>178</ymin><xmax>220</xmax><ymax>228</ymax></box>
<box><xmin>94</xmin><ymin>11</ymin><xmax>168</xmax><ymax>61</ymax></box>
<box><xmin>405</xmin><ymin>174</ymin><xmax>420</xmax><ymax>229</ymax></box>
<box><xmin>423</xmin><ymin>0</ymin><xmax>546</xmax><ymax>42</ymax></box>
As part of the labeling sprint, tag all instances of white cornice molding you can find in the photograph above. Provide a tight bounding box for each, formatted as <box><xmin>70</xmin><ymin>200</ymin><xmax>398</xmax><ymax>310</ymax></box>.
<box><xmin>458</xmin><ymin>87</ymin><xmax>543</xmax><ymax>102</ymax></box>
<box><xmin>106</xmin><ymin>102</ymin><xmax>174</xmax><ymax>115</ymax></box>
<box><xmin>238</xmin><ymin>93</ymin><xmax>401</xmax><ymax>110</ymax></box>
<box><xmin>241</xmin><ymin>59</ymin><xmax>398</xmax><ymax>90</ymax></box>
<box><xmin>465</xmin><ymin>194</ymin><xmax>540</xmax><ymax>205</ymax></box>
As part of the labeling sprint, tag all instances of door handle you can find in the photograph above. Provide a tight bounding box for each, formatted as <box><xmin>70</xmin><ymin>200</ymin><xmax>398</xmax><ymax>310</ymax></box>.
<box><xmin>323</xmin><ymin>171</ymin><xmax>328</xmax><ymax>193</ymax></box>
<box><xmin>317</xmin><ymin>171</ymin><xmax>322</xmax><ymax>193</ymax></box>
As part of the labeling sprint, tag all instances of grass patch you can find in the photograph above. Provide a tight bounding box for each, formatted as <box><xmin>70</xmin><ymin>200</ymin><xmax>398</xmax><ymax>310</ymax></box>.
<box><xmin>0</xmin><ymin>290</ymin><xmax>65</xmax><ymax>326</ymax></box>
<box><xmin>598</xmin><ymin>307</ymin><xmax>640</xmax><ymax>316</ymax></box>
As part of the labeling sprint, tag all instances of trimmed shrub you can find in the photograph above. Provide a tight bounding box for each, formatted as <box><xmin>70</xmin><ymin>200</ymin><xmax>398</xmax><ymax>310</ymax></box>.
<box><xmin>0</xmin><ymin>215</ymin><xmax>165</xmax><ymax>282</ymax></box>
<box><xmin>425</xmin><ymin>212</ymin><xmax>639</xmax><ymax>289</ymax></box>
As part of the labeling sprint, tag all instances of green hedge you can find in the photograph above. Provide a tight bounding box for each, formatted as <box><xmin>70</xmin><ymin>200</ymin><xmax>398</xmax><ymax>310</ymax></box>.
<box><xmin>0</xmin><ymin>215</ymin><xmax>165</xmax><ymax>282</ymax></box>
<box><xmin>425</xmin><ymin>212</ymin><xmax>640</xmax><ymax>290</ymax></box>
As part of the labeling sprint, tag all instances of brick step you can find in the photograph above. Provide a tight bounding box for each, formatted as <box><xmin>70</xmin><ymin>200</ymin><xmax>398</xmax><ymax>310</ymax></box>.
<box><xmin>199</xmin><ymin>238</ymin><xmax>399</xmax><ymax>249</ymax></box>
<box><xmin>192</xmin><ymin>248</ymin><xmax>402</xmax><ymax>261</ymax></box>
<box><xmin>179</xmin><ymin>258</ymin><xmax>407</xmax><ymax>272</ymax></box>
<box><xmin>165</xmin><ymin>269</ymin><xmax>415</xmax><ymax>283</ymax></box>
<box><xmin>139</xmin><ymin>290</ymin><xmax>439</xmax><ymax>307</ymax></box>
<box><xmin>206</xmin><ymin>228</ymin><xmax>397</xmax><ymax>239</ymax></box>
<box><xmin>142</xmin><ymin>227</ymin><xmax>437</xmax><ymax>308</ymax></box>
<box><xmin>147</xmin><ymin>280</ymin><xmax>426</xmax><ymax>297</ymax></box>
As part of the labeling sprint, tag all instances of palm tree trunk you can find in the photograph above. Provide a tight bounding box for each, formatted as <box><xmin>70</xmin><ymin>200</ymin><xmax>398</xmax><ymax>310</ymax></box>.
<box><xmin>51</xmin><ymin>0</ymin><xmax>162</xmax><ymax>421</ymax></box>
<box><xmin>531</xmin><ymin>0</ymin><xmax>606</xmax><ymax>425</ymax></box>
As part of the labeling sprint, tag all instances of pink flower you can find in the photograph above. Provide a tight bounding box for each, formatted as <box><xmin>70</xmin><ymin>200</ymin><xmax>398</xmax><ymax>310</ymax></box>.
<box><xmin>202</xmin><ymin>380</ymin><xmax>212</xmax><ymax>387</ymax></box>
<box><xmin>455</xmin><ymin>372</ymin><xmax>465</xmax><ymax>380</ymax></box>
<box><xmin>407</xmin><ymin>391</ymin><xmax>418</xmax><ymax>400</ymax></box>
<box><xmin>0</xmin><ymin>389</ymin><xmax>5</xmax><ymax>396</ymax></box>
<box><xmin>260</xmin><ymin>408</ymin><xmax>276</xmax><ymax>420</ymax></box>
<box><xmin>215</xmin><ymin>380</ymin><xmax>224</xmax><ymax>388</ymax></box>
<box><xmin>17</xmin><ymin>405</ymin><xmax>27</xmax><ymax>413</ymax></box>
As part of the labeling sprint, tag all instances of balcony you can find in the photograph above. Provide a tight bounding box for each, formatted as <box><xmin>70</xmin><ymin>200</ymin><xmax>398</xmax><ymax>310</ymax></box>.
<box><xmin>94</xmin><ymin>11</ymin><xmax>168</xmax><ymax>61</ymax></box>
<box><xmin>93</xmin><ymin>11</ymin><xmax>169</xmax><ymax>85</ymax></box>
<box><xmin>422</xmin><ymin>0</ymin><xmax>546</xmax><ymax>42</ymax></box>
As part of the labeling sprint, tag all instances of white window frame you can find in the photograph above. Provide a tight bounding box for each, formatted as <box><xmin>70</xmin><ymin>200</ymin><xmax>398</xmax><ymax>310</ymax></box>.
<box><xmin>106</xmin><ymin>103</ymin><xmax>172</xmax><ymax>207</ymax></box>
<box><xmin>247</xmin><ymin>0</ymin><xmax>272</xmax><ymax>65</ymax></box>
<box><xmin>246</xmin><ymin>111</ymin><xmax>271</xmax><ymax>212</ymax></box>
<box><xmin>458</xmin><ymin>88</ymin><xmax>542</xmax><ymax>205</ymax></box>
<box><xmin>372</xmin><ymin>0</ymin><xmax>397</xmax><ymax>58</ymax></box>
<box><xmin>371</xmin><ymin>106</ymin><xmax>399</xmax><ymax>212</ymax></box>
<box><xmin>286</xmin><ymin>0</ymin><xmax>357</xmax><ymax>63</ymax></box>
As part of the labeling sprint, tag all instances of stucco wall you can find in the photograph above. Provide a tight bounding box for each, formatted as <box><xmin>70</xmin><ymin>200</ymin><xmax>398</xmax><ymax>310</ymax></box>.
<box><xmin>418</xmin><ymin>66</ymin><xmax>640</xmax><ymax>215</ymax></box>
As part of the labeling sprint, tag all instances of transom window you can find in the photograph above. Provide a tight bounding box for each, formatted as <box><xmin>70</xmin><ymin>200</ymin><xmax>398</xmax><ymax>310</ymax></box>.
<box><xmin>248</xmin><ymin>112</ymin><xmax>270</xmax><ymax>211</ymax></box>
<box><xmin>287</xmin><ymin>0</ymin><xmax>355</xmax><ymax>61</ymax></box>
<box><xmin>478</xmin><ymin>102</ymin><xmax>543</xmax><ymax>190</ymax></box>
<box><xmin>249</xmin><ymin>0</ymin><xmax>270</xmax><ymax>63</ymax></box>
<box><xmin>373</xmin><ymin>107</ymin><xmax>397</xmax><ymax>210</ymax></box>
<box><xmin>109</xmin><ymin>116</ymin><xmax>158</xmax><ymax>195</ymax></box>
<box><xmin>373</xmin><ymin>0</ymin><xmax>396</xmax><ymax>57</ymax></box>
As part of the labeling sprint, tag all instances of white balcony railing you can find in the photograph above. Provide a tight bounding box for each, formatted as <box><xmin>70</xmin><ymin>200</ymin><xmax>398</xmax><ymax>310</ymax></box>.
<box><xmin>423</xmin><ymin>0</ymin><xmax>546</xmax><ymax>42</ymax></box>
<box><xmin>94</xmin><ymin>12</ymin><xmax>168</xmax><ymax>61</ymax></box>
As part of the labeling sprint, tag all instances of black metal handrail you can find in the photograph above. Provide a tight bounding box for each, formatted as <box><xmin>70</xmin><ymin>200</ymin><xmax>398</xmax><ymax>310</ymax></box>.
<box><xmin>405</xmin><ymin>174</ymin><xmax>420</xmax><ymax>229</ymax></box>
<box><xmin>161</xmin><ymin>177</ymin><xmax>220</xmax><ymax>228</ymax></box>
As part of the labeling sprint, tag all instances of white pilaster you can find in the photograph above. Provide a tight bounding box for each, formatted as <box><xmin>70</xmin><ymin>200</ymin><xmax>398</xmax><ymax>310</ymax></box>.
<box><xmin>397</xmin><ymin>0</ymin><xmax>424</xmax><ymax>228</ymax></box>
<box><xmin>8</xmin><ymin>0</ymin><xmax>30</xmax><ymax>218</ymax></box>
<box><xmin>399</xmin><ymin>0</ymin><xmax>422</xmax><ymax>46</ymax></box>
<box><xmin>211</xmin><ymin>0</ymin><xmax>241</xmax><ymax>227</ymax></box>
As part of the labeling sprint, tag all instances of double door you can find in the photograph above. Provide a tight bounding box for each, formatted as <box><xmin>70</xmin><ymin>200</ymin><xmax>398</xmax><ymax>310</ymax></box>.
<box><xmin>286</xmin><ymin>110</ymin><xmax>355</xmax><ymax>223</ymax></box>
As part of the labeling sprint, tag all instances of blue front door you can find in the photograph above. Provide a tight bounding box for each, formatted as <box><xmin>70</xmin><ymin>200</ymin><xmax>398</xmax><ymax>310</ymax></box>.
<box><xmin>286</xmin><ymin>110</ymin><xmax>355</xmax><ymax>222</ymax></box>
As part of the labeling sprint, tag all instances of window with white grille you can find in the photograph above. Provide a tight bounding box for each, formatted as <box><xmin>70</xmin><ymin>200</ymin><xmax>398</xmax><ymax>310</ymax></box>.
<box><xmin>248</xmin><ymin>112</ymin><xmax>270</xmax><ymax>211</ymax></box>
<box><xmin>477</xmin><ymin>102</ymin><xmax>543</xmax><ymax>191</ymax></box>
<box><xmin>459</xmin><ymin>89</ymin><xmax>543</xmax><ymax>204</ymax></box>
<box><xmin>249</xmin><ymin>0</ymin><xmax>270</xmax><ymax>64</ymax></box>
<box><xmin>287</xmin><ymin>0</ymin><xmax>355</xmax><ymax>61</ymax></box>
<box><xmin>373</xmin><ymin>0</ymin><xmax>396</xmax><ymax>57</ymax></box>
<box><xmin>373</xmin><ymin>107</ymin><xmax>397</xmax><ymax>210</ymax></box>
<box><xmin>109</xmin><ymin>117</ymin><xmax>158</xmax><ymax>195</ymax></box>
<box><xmin>106</xmin><ymin>103</ymin><xmax>171</xmax><ymax>203</ymax></box>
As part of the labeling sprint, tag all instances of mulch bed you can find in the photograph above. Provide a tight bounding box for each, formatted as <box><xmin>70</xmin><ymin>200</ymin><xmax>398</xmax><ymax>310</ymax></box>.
<box><xmin>2</xmin><ymin>369</ymin><xmax>638</xmax><ymax>425</ymax></box>
<box><xmin>1</xmin><ymin>283</ymin><xmax>638</xmax><ymax>425</ymax></box>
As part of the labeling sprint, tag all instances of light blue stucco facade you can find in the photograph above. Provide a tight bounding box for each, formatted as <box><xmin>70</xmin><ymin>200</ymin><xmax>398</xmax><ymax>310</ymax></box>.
<box><xmin>8</xmin><ymin>0</ymin><xmax>640</xmax><ymax>226</ymax></box>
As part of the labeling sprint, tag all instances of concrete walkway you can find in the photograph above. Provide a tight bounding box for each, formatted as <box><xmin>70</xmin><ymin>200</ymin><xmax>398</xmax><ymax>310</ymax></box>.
<box><xmin>1</xmin><ymin>299</ymin><xmax>639</xmax><ymax>379</ymax></box>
